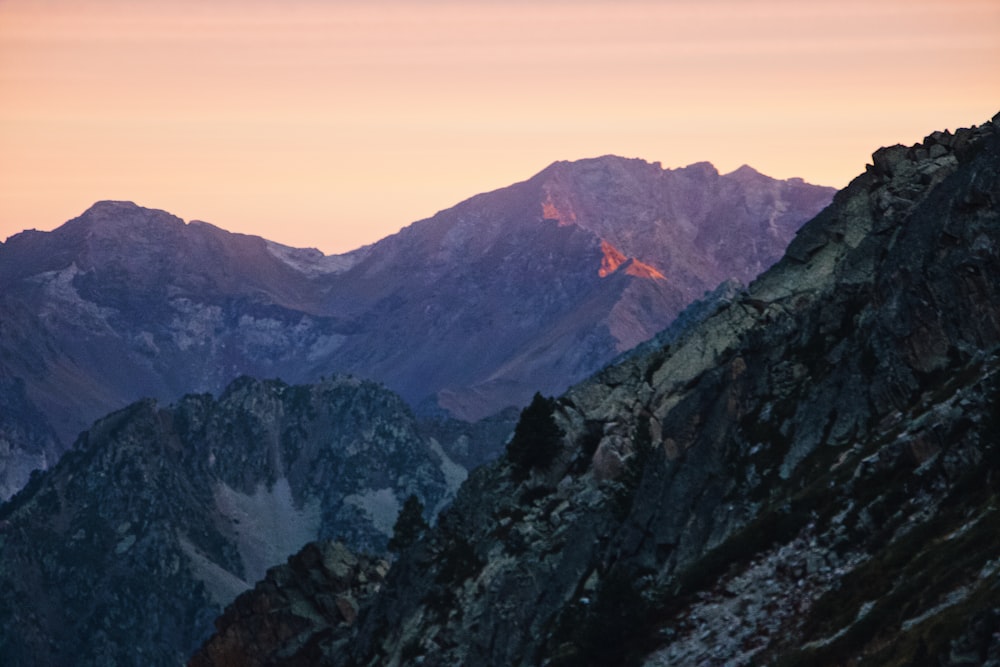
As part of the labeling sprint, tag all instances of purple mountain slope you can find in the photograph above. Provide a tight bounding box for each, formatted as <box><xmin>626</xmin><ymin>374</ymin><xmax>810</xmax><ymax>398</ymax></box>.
<box><xmin>318</xmin><ymin>156</ymin><xmax>833</xmax><ymax>418</ymax></box>
<box><xmin>0</xmin><ymin>157</ymin><xmax>834</xmax><ymax>497</ymax></box>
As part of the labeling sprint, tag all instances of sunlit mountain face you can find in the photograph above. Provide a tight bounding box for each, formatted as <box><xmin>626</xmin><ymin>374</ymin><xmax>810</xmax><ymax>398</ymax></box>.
<box><xmin>0</xmin><ymin>156</ymin><xmax>831</xmax><ymax>499</ymax></box>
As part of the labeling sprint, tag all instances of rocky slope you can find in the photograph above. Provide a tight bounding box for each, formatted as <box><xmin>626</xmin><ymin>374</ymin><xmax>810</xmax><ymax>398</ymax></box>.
<box><xmin>190</xmin><ymin>542</ymin><xmax>389</xmax><ymax>667</ymax></box>
<box><xmin>189</xmin><ymin>540</ymin><xmax>389</xmax><ymax>667</ymax></box>
<box><xmin>0</xmin><ymin>161</ymin><xmax>833</xmax><ymax>497</ymax></box>
<box><xmin>322</xmin><ymin>157</ymin><xmax>833</xmax><ymax>421</ymax></box>
<box><xmin>0</xmin><ymin>375</ymin><xmax>461</xmax><ymax>666</ymax></box>
<box><xmin>200</xmin><ymin>116</ymin><xmax>1000</xmax><ymax>666</ymax></box>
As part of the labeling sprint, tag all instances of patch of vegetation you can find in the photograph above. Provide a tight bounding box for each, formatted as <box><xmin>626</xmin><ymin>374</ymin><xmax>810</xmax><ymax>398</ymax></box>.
<box><xmin>425</xmin><ymin>536</ymin><xmax>484</xmax><ymax>622</ymax></box>
<box><xmin>506</xmin><ymin>393</ymin><xmax>564</xmax><ymax>479</ymax></box>
<box><xmin>570</xmin><ymin>420</ymin><xmax>605</xmax><ymax>475</ymax></box>
<box><xmin>544</xmin><ymin>566</ymin><xmax>654</xmax><ymax>667</ymax></box>
<box><xmin>433</xmin><ymin>537</ymin><xmax>482</xmax><ymax>587</ymax></box>
<box><xmin>388</xmin><ymin>494</ymin><xmax>429</xmax><ymax>554</ymax></box>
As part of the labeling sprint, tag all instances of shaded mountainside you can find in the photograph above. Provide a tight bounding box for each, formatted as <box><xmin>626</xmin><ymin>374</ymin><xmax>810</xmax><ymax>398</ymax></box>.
<box><xmin>0</xmin><ymin>375</ymin><xmax>464</xmax><ymax>666</ymax></box>
<box><xmin>0</xmin><ymin>159</ymin><xmax>832</xmax><ymax>497</ymax></box>
<box><xmin>198</xmin><ymin>116</ymin><xmax>1000</xmax><ymax>666</ymax></box>
<box><xmin>323</xmin><ymin>157</ymin><xmax>833</xmax><ymax>421</ymax></box>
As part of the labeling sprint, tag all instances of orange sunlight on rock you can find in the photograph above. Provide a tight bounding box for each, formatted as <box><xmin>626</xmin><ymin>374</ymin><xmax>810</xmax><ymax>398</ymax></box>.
<box><xmin>541</xmin><ymin>196</ymin><xmax>577</xmax><ymax>227</ymax></box>
<box><xmin>623</xmin><ymin>259</ymin><xmax>666</xmax><ymax>281</ymax></box>
<box><xmin>598</xmin><ymin>240</ymin><xmax>666</xmax><ymax>280</ymax></box>
<box><xmin>599</xmin><ymin>241</ymin><xmax>629</xmax><ymax>277</ymax></box>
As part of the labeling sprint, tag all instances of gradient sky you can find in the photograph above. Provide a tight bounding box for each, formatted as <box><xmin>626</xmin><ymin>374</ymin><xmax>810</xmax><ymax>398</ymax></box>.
<box><xmin>1</xmin><ymin>0</ymin><xmax>998</xmax><ymax>254</ymax></box>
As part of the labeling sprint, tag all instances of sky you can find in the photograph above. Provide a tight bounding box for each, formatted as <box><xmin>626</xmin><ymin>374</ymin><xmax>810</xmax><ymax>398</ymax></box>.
<box><xmin>1</xmin><ymin>0</ymin><xmax>998</xmax><ymax>254</ymax></box>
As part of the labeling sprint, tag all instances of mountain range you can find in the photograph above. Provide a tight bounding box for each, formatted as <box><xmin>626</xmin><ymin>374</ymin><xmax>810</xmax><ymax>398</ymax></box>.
<box><xmin>0</xmin><ymin>154</ymin><xmax>835</xmax><ymax>664</ymax></box>
<box><xmin>0</xmin><ymin>156</ymin><xmax>833</xmax><ymax>499</ymax></box>
<box><xmin>189</xmin><ymin>116</ymin><xmax>1000</xmax><ymax>665</ymax></box>
<box><xmin>5</xmin><ymin>113</ymin><xmax>996</xmax><ymax>665</ymax></box>
<box><xmin>0</xmin><ymin>375</ymin><xmax>464</xmax><ymax>664</ymax></box>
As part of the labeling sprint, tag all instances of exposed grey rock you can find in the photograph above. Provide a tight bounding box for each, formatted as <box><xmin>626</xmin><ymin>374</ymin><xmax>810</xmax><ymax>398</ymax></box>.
<box><xmin>216</xmin><ymin>115</ymin><xmax>1000</xmax><ymax>666</ymax></box>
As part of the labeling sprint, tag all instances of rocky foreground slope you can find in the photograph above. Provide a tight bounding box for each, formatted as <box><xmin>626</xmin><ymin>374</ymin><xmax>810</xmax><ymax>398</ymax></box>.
<box><xmin>192</xmin><ymin>116</ymin><xmax>1000</xmax><ymax>666</ymax></box>
<box><xmin>0</xmin><ymin>375</ymin><xmax>472</xmax><ymax>666</ymax></box>
<box><xmin>0</xmin><ymin>160</ymin><xmax>832</xmax><ymax>498</ymax></box>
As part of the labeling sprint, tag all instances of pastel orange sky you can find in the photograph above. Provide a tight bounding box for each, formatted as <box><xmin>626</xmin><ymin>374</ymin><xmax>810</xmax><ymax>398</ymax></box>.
<box><xmin>2</xmin><ymin>0</ymin><xmax>998</xmax><ymax>254</ymax></box>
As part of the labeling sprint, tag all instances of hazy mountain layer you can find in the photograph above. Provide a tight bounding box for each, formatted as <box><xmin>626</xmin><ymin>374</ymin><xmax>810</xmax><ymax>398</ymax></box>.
<box><xmin>0</xmin><ymin>158</ymin><xmax>833</xmax><ymax>498</ymax></box>
<box><xmin>194</xmin><ymin>116</ymin><xmax>1000</xmax><ymax>666</ymax></box>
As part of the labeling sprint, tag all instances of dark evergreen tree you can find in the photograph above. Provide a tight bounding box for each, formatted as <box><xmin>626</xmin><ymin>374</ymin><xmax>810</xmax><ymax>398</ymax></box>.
<box><xmin>506</xmin><ymin>392</ymin><xmax>563</xmax><ymax>477</ymax></box>
<box><xmin>388</xmin><ymin>494</ymin><xmax>429</xmax><ymax>554</ymax></box>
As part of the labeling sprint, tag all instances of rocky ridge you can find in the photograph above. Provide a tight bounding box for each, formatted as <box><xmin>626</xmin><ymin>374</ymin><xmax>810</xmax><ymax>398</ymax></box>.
<box><xmin>189</xmin><ymin>541</ymin><xmax>388</xmax><ymax>667</ymax></box>
<box><xmin>200</xmin><ymin>115</ymin><xmax>1000</xmax><ymax>666</ymax></box>
<box><xmin>0</xmin><ymin>375</ymin><xmax>461</xmax><ymax>666</ymax></box>
<box><xmin>0</xmin><ymin>160</ymin><xmax>833</xmax><ymax>498</ymax></box>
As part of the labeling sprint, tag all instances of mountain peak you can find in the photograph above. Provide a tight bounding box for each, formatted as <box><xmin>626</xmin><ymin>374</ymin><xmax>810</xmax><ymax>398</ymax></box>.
<box><xmin>82</xmin><ymin>200</ymin><xmax>142</xmax><ymax>215</ymax></box>
<box><xmin>725</xmin><ymin>163</ymin><xmax>764</xmax><ymax>178</ymax></box>
<box><xmin>66</xmin><ymin>201</ymin><xmax>186</xmax><ymax>240</ymax></box>
<box><xmin>537</xmin><ymin>155</ymin><xmax>669</xmax><ymax>188</ymax></box>
<box><xmin>678</xmin><ymin>161</ymin><xmax>720</xmax><ymax>178</ymax></box>
<box><xmin>544</xmin><ymin>154</ymin><xmax>660</xmax><ymax>170</ymax></box>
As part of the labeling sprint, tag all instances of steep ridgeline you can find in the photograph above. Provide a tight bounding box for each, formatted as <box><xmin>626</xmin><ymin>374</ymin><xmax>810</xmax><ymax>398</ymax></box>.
<box><xmin>321</xmin><ymin>158</ymin><xmax>834</xmax><ymax>421</ymax></box>
<box><xmin>0</xmin><ymin>375</ymin><xmax>462</xmax><ymax>667</ymax></box>
<box><xmin>0</xmin><ymin>160</ymin><xmax>833</xmax><ymax>498</ymax></box>
<box><xmin>207</xmin><ymin>116</ymin><xmax>1000</xmax><ymax>666</ymax></box>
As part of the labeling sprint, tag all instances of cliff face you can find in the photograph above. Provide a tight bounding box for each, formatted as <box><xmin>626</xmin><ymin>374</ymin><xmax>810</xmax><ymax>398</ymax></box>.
<box><xmin>0</xmin><ymin>376</ymin><xmax>460</xmax><ymax>666</ymax></box>
<box><xmin>211</xmin><ymin>116</ymin><xmax>1000</xmax><ymax>666</ymax></box>
<box><xmin>0</xmin><ymin>160</ymin><xmax>832</xmax><ymax>498</ymax></box>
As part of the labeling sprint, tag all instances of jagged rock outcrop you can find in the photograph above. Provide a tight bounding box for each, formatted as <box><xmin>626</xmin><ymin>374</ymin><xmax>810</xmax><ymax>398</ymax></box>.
<box><xmin>0</xmin><ymin>161</ymin><xmax>832</xmax><ymax>498</ymax></box>
<box><xmin>223</xmin><ymin>115</ymin><xmax>1000</xmax><ymax>666</ymax></box>
<box><xmin>189</xmin><ymin>541</ymin><xmax>388</xmax><ymax>667</ymax></box>
<box><xmin>0</xmin><ymin>376</ymin><xmax>460</xmax><ymax>666</ymax></box>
